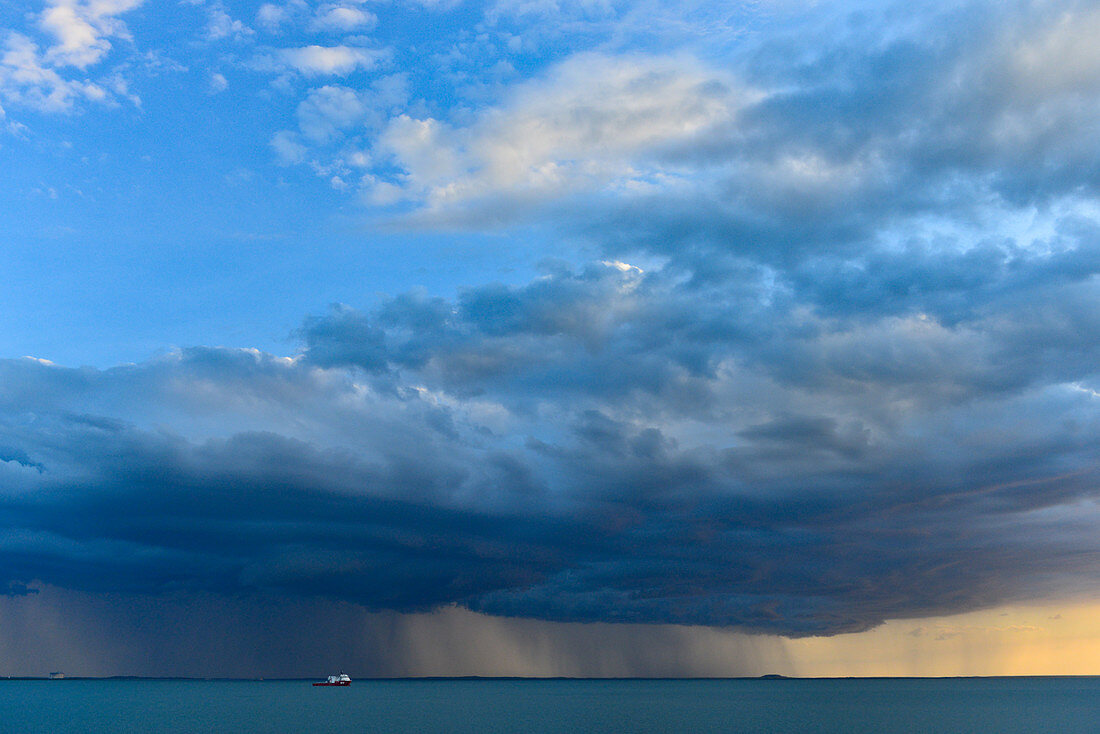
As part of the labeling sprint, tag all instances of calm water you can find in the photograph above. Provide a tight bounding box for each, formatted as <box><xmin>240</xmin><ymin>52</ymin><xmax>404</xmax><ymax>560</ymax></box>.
<box><xmin>1</xmin><ymin>678</ymin><xmax>1098</xmax><ymax>733</ymax></box>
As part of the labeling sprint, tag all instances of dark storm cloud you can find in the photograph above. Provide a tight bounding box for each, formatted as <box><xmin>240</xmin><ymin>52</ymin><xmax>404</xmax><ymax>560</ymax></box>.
<box><xmin>0</xmin><ymin>413</ymin><xmax>572</xmax><ymax>609</ymax></box>
<box><xmin>4</xmin><ymin>263</ymin><xmax>1100</xmax><ymax>636</ymax></box>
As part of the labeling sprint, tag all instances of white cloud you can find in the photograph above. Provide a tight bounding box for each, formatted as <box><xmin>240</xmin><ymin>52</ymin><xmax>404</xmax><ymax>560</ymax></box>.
<box><xmin>354</xmin><ymin>3</ymin><xmax>1100</xmax><ymax>233</ymax></box>
<box><xmin>0</xmin><ymin>32</ymin><xmax>107</xmax><ymax>112</ymax></box>
<box><xmin>257</xmin><ymin>3</ymin><xmax>287</xmax><ymax>30</ymax></box>
<box><xmin>205</xmin><ymin>4</ymin><xmax>253</xmax><ymax>41</ymax></box>
<box><xmin>270</xmin><ymin>129</ymin><xmax>307</xmax><ymax>164</ymax></box>
<box><xmin>256</xmin><ymin>0</ymin><xmax>308</xmax><ymax>32</ymax></box>
<box><xmin>39</xmin><ymin>0</ymin><xmax>143</xmax><ymax>69</ymax></box>
<box><xmin>208</xmin><ymin>71</ymin><xmax>228</xmax><ymax>93</ymax></box>
<box><xmin>296</xmin><ymin>85</ymin><xmax>367</xmax><ymax>142</ymax></box>
<box><xmin>0</xmin><ymin>0</ymin><xmax>143</xmax><ymax>113</ymax></box>
<box><xmin>310</xmin><ymin>5</ymin><xmax>377</xmax><ymax>33</ymax></box>
<box><xmin>368</xmin><ymin>53</ymin><xmax>751</xmax><ymax>213</ymax></box>
<box><xmin>40</xmin><ymin>3</ymin><xmax>107</xmax><ymax>68</ymax></box>
<box><xmin>278</xmin><ymin>45</ymin><xmax>385</xmax><ymax>76</ymax></box>
<box><xmin>263</xmin><ymin>74</ymin><xmax>405</xmax><ymax>173</ymax></box>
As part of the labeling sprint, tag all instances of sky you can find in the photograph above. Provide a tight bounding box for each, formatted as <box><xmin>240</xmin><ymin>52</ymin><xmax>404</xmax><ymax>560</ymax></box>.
<box><xmin>2</xmin><ymin>0</ymin><xmax>1100</xmax><ymax>677</ymax></box>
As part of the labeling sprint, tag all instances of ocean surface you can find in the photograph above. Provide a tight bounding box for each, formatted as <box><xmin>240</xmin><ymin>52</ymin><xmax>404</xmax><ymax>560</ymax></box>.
<box><xmin>1</xmin><ymin>677</ymin><xmax>1098</xmax><ymax>733</ymax></box>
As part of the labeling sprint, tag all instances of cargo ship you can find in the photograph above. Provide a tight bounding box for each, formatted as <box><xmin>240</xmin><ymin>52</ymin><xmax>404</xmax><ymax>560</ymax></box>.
<box><xmin>313</xmin><ymin>673</ymin><xmax>351</xmax><ymax>686</ymax></box>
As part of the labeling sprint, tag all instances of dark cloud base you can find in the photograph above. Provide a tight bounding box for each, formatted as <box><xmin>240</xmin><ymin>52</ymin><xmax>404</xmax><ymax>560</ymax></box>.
<box><xmin>2</xmin><ymin>313</ymin><xmax>1099</xmax><ymax>638</ymax></box>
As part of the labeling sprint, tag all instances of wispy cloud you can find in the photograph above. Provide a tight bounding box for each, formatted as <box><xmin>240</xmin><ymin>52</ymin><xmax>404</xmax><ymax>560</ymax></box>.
<box><xmin>277</xmin><ymin>45</ymin><xmax>386</xmax><ymax>76</ymax></box>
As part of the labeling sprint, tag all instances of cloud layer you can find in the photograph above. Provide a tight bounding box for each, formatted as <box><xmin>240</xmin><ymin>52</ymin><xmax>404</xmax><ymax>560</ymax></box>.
<box><xmin>4</xmin><ymin>243</ymin><xmax>1100</xmax><ymax>635</ymax></box>
<box><xmin>4</xmin><ymin>0</ymin><xmax>1100</xmax><ymax>643</ymax></box>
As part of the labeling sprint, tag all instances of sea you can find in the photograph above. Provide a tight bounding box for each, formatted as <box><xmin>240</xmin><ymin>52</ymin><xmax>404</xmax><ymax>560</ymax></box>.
<box><xmin>1</xmin><ymin>677</ymin><xmax>1098</xmax><ymax>733</ymax></box>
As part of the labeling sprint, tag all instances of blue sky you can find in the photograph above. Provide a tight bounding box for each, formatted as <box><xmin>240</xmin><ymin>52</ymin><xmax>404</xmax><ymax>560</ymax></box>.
<box><xmin>0</xmin><ymin>0</ymin><xmax>616</xmax><ymax>364</ymax></box>
<box><xmin>3</xmin><ymin>0</ymin><xmax>1100</xmax><ymax>675</ymax></box>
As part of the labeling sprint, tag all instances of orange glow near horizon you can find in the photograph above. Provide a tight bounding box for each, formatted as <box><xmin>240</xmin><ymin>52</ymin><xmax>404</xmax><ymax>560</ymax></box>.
<box><xmin>783</xmin><ymin>600</ymin><xmax>1100</xmax><ymax>677</ymax></box>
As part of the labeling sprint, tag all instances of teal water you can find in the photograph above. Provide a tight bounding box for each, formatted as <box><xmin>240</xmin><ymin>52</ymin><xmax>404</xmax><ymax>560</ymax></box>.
<box><xmin>1</xmin><ymin>678</ymin><xmax>1098</xmax><ymax>733</ymax></box>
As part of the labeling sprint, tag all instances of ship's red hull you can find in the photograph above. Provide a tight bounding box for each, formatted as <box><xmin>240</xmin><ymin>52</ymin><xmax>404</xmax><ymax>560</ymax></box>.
<box><xmin>313</xmin><ymin>681</ymin><xmax>351</xmax><ymax>686</ymax></box>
